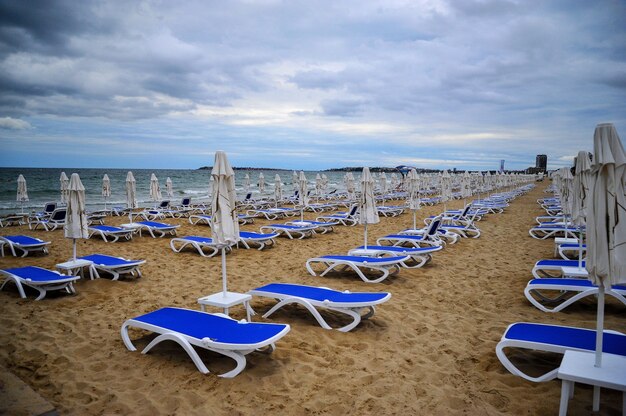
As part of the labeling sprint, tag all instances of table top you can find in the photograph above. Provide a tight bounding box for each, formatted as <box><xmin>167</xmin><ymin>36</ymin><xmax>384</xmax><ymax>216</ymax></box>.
<box><xmin>555</xmin><ymin>237</ymin><xmax>579</xmax><ymax>245</ymax></box>
<box><xmin>561</xmin><ymin>266</ymin><xmax>589</xmax><ymax>278</ymax></box>
<box><xmin>558</xmin><ymin>350</ymin><xmax>626</xmax><ymax>391</ymax></box>
<box><xmin>198</xmin><ymin>291</ymin><xmax>252</xmax><ymax>308</ymax></box>
<box><xmin>56</xmin><ymin>259</ymin><xmax>93</xmax><ymax>269</ymax></box>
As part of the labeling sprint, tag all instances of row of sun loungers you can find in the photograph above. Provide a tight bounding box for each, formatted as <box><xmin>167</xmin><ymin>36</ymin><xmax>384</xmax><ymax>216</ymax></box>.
<box><xmin>494</xmin><ymin>189</ymin><xmax>626</xmax><ymax>394</ymax></box>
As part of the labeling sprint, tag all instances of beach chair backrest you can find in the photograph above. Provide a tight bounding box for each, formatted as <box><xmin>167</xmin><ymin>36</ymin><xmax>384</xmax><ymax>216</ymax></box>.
<box><xmin>460</xmin><ymin>204</ymin><xmax>471</xmax><ymax>218</ymax></box>
<box><xmin>181</xmin><ymin>197</ymin><xmax>191</xmax><ymax>207</ymax></box>
<box><xmin>159</xmin><ymin>200</ymin><xmax>170</xmax><ymax>209</ymax></box>
<box><xmin>245</xmin><ymin>193</ymin><xmax>252</xmax><ymax>201</ymax></box>
<box><xmin>348</xmin><ymin>205</ymin><xmax>358</xmax><ymax>217</ymax></box>
<box><xmin>50</xmin><ymin>209</ymin><xmax>66</xmax><ymax>221</ymax></box>
<box><xmin>426</xmin><ymin>217</ymin><xmax>442</xmax><ymax>237</ymax></box>
<box><xmin>44</xmin><ymin>202</ymin><xmax>57</xmax><ymax>213</ymax></box>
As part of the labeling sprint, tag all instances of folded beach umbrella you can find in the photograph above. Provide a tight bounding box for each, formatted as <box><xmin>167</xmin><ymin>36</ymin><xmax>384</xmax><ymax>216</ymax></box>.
<box><xmin>292</xmin><ymin>171</ymin><xmax>299</xmax><ymax>193</ymax></box>
<box><xmin>274</xmin><ymin>174</ymin><xmax>283</xmax><ymax>207</ymax></box>
<box><xmin>407</xmin><ymin>169</ymin><xmax>420</xmax><ymax>229</ymax></box>
<box><xmin>149</xmin><ymin>173</ymin><xmax>162</xmax><ymax>208</ymax></box>
<box><xmin>585</xmin><ymin>123</ymin><xmax>626</xmax><ymax>367</ymax></box>
<box><xmin>391</xmin><ymin>173</ymin><xmax>399</xmax><ymax>190</ymax></box>
<box><xmin>125</xmin><ymin>171</ymin><xmax>137</xmax><ymax>221</ymax></box>
<box><xmin>321</xmin><ymin>174</ymin><xmax>328</xmax><ymax>192</ymax></box>
<box><xmin>17</xmin><ymin>174</ymin><xmax>28</xmax><ymax>213</ymax></box>
<box><xmin>258</xmin><ymin>172</ymin><xmax>266</xmax><ymax>194</ymax></box>
<box><xmin>244</xmin><ymin>173</ymin><xmax>251</xmax><ymax>193</ymax></box>
<box><xmin>441</xmin><ymin>170</ymin><xmax>452</xmax><ymax>212</ymax></box>
<box><xmin>346</xmin><ymin>172</ymin><xmax>356</xmax><ymax>200</ymax></box>
<box><xmin>315</xmin><ymin>174</ymin><xmax>323</xmax><ymax>198</ymax></box>
<box><xmin>165</xmin><ymin>177</ymin><xmax>174</xmax><ymax>198</ymax></box>
<box><xmin>65</xmin><ymin>173</ymin><xmax>88</xmax><ymax>261</ymax></box>
<box><xmin>298</xmin><ymin>171</ymin><xmax>308</xmax><ymax>221</ymax></box>
<box><xmin>210</xmin><ymin>151</ymin><xmax>240</xmax><ymax>296</ymax></box>
<box><xmin>60</xmin><ymin>172</ymin><xmax>69</xmax><ymax>204</ymax></box>
<box><xmin>102</xmin><ymin>174</ymin><xmax>111</xmax><ymax>210</ymax></box>
<box><xmin>379</xmin><ymin>172</ymin><xmax>388</xmax><ymax>206</ymax></box>
<box><xmin>359</xmin><ymin>167</ymin><xmax>380</xmax><ymax>248</ymax></box>
<box><xmin>571</xmin><ymin>151</ymin><xmax>592</xmax><ymax>269</ymax></box>
<box><xmin>461</xmin><ymin>171</ymin><xmax>472</xmax><ymax>206</ymax></box>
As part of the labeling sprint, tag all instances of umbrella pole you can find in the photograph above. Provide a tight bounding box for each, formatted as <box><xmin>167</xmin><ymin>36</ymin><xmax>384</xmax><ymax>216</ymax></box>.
<box><xmin>413</xmin><ymin>210</ymin><xmax>416</xmax><ymax>230</ymax></box>
<box><xmin>221</xmin><ymin>247</ymin><xmax>228</xmax><ymax>296</ymax></box>
<box><xmin>578</xmin><ymin>227</ymin><xmax>584</xmax><ymax>270</ymax></box>
<box><xmin>364</xmin><ymin>223</ymin><xmax>368</xmax><ymax>249</ymax></box>
<box><xmin>595</xmin><ymin>283</ymin><xmax>605</xmax><ymax>367</ymax></box>
<box><xmin>72</xmin><ymin>239</ymin><xmax>77</xmax><ymax>261</ymax></box>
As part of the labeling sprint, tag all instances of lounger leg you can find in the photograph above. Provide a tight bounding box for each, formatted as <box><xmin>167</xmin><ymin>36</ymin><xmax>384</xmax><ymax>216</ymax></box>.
<box><xmin>327</xmin><ymin>307</ymin><xmax>361</xmax><ymax>332</ymax></box>
<box><xmin>263</xmin><ymin>297</ymin><xmax>333</xmax><ymax>330</ymax></box>
<box><xmin>142</xmin><ymin>332</ymin><xmax>210</xmax><ymax>374</ymax></box>
<box><xmin>210</xmin><ymin>349</ymin><xmax>247</xmax><ymax>378</ymax></box>
<box><xmin>1</xmin><ymin>278</ymin><xmax>28</xmax><ymax>299</ymax></box>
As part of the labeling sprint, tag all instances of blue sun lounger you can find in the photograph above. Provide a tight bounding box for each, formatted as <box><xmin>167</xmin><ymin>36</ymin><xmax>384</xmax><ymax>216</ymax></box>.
<box><xmin>260</xmin><ymin>224</ymin><xmax>317</xmax><ymax>239</ymax></box>
<box><xmin>528</xmin><ymin>224</ymin><xmax>578</xmax><ymax>240</ymax></box>
<box><xmin>348</xmin><ymin>245</ymin><xmax>442</xmax><ymax>268</ymax></box>
<box><xmin>248</xmin><ymin>283</ymin><xmax>391</xmax><ymax>332</ymax></box>
<box><xmin>0</xmin><ymin>235</ymin><xmax>51</xmax><ymax>257</ymax></box>
<box><xmin>0</xmin><ymin>266</ymin><xmax>79</xmax><ymax>300</ymax></box>
<box><xmin>238</xmin><ymin>232</ymin><xmax>279</xmax><ymax>250</ymax></box>
<box><xmin>524</xmin><ymin>278</ymin><xmax>626</xmax><ymax>313</ymax></box>
<box><xmin>134</xmin><ymin>221</ymin><xmax>179</xmax><ymax>238</ymax></box>
<box><xmin>496</xmin><ymin>322</ymin><xmax>626</xmax><ymax>382</ymax></box>
<box><xmin>305</xmin><ymin>255</ymin><xmax>410</xmax><ymax>283</ymax></box>
<box><xmin>532</xmin><ymin>259</ymin><xmax>586</xmax><ymax>279</ymax></box>
<box><xmin>170</xmin><ymin>236</ymin><xmax>225</xmax><ymax>258</ymax></box>
<box><xmin>79</xmin><ymin>254</ymin><xmax>145</xmax><ymax>280</ymax></box>
<box><xmin>88</xmin><ymin>225</ymin><xmax>135</xmax><ymax>243</ymax></box>
<box><xmin>121</xmin><ymin>307</ymin><xmax>290</xmax><ymax>377</ymax></box>
<box><xmin>285</xmin><ymin>220</ymin><xmax>339</xmax><ymax>234</ymax></box>
<box><xmin>558</xmin><ymin>243</ymin><xmax>586</xmax><ymax>260</ymax></box>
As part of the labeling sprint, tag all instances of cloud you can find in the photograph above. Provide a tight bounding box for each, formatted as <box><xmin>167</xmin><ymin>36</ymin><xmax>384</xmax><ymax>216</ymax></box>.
<box><xmin>0</xmin><ymin>116</ymin><xmax>31</xmax><ymax>130</ymax></box>
<box><xmin>0</xmin><ymin>0</ymin><xmax>624</xmax><ymax>169</ymax></box>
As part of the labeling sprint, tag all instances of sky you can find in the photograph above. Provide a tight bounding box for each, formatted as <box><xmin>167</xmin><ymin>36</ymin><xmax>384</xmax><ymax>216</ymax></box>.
<box><xmin>0</xmin><ymin>0</ymin><xmax>625</xmax><ymax>171</ymax></box>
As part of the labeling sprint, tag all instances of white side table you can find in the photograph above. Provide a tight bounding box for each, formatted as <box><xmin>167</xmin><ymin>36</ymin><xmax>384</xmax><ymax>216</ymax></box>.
<box><xmin>56</xmin><ymin>259</ymin><xmax>96</xmax><ymax>280</ymax></box>
<box><xmin>555</xmin><ymin>237</ymin><xmax>579</xmax><ymax>257</ymax></box>
<box><xmin>120</xmin><ymin>223</ymin><xmax>143</xmax><ymax>237</ymax></box>
<box><xmin>561</xmin><ymin>266</ymin><xmax>589</xmax><ymax>278</ymax></box>
<box><xmin>558</xmin><ymin>350</ymin><xmax>626</xmax><ymax>416</ymax></box>
<box><xmin>198</xmin><ymin>292</ymin><xmax>253</xmax><ymax>321</ymax></box>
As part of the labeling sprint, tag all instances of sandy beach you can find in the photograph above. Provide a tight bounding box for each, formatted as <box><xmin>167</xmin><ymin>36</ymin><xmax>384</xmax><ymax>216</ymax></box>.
<box><xmin>0</xmin><ymin>185</ymin><xmax>624</xmax><ymax>415</ymax></box>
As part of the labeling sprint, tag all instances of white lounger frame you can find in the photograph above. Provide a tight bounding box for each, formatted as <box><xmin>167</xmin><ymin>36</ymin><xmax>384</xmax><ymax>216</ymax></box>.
<box><xmin>0</xmin><ymin>236</ymin><xmax>51</xmax><ymax>257</ymax></box>
<box><xmin>524</xmin><ymin>280</ymin><xmax>626</xmax><ymax>313</ymax></box>
<box><xmin>249</xmin><ymin>285</ymin><xmax>391</xmax><ymax>332</ymax></box>
<box><xmin>305</xmin><ymin>256</ymin><xmax>409</xmax><ymax>283</ymax></box>
<box><xmin>170</xmin><ymin>237</ymin><xmax>226</xmax><ymax>258</ymax></box>
<box><xmin>0</xmin><ymin>268</ymin><xmax>78</xmax><ymax>300</ymax></box>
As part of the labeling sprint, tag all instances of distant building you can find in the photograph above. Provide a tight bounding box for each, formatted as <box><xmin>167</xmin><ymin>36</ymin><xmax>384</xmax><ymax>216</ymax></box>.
<box><xmin>499</xmin><ymin>160</ymin><xmax>505</xmax><ymax>173</ymax></box>
<box><xmin>536</xmin><ymin>154</ymin><xmax>547</xmax><ymax>172</ymax></box>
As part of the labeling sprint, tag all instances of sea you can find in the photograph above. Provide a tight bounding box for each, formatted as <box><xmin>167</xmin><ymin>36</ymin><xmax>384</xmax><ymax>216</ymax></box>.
<box><xmin>0</xmin><ymin>167</ymin><xmax>356</xmax><ymax>215</ymax></box>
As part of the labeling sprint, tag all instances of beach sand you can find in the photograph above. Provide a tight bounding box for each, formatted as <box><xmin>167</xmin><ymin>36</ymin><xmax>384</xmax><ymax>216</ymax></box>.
<box><xmin>1</xmin><ymin>185</ymin><xmax>624</xmax><ymax>415</ymax></box>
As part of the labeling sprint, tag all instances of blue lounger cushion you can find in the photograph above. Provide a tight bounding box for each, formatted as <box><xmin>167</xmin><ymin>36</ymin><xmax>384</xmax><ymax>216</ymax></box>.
<box><xmin>254</xmin><ymin>283</ymin><xmax>390</xmax><ymax>304</ymax></box>
<box><xmin>121</xmin><ymin>307</ymin><xmax>290</xmax><ymax>377</ymax></box>
<box><xmin>315</xmin><ymin>255</ymin><xmax>408</xmax><ymax>263</ymax></box>
<box><xmin>81</xmin><ymin>254</ymin><xmax>143</xmax><ymax>267</ymax></box>
<box><xmin>137</xmin><ymin>221</ymin><xmax>175</xmax><ymax>228</ymax></box>
<box><xmin>4</xmin><ymin>235</ymin><xmax>44</xmax><ymax>245</ymax></box>
<box><xmin>535</xmin><ymin>259</ymin><xmax>586</xmax><ymax>267</ymax></box>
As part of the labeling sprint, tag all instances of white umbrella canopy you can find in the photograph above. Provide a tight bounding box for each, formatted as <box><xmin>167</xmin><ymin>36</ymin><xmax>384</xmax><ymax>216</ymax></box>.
<box><xmin>17</xmin><ymin>174</ymin><xmax>28</xmax><ymax>213</ymax></box>
<box><xmin>298</xmin><ymin>171</ymin><xmax>309</xmax><ymax>221</ymax></box>
<box><xmin>210</xmin><ymin>151</ymin><xmax>240</xmax><ymax>296</ymax></box>
<box><xmin>346</xmin><ymin>172</ymin><xmax>356</xmax><ymax>200</ymax></box>
<box><xmin>315</xmin><ymin>174</ymin><xmax>323</xmax><ymax>198</ymax></box>
<box><xmin>149</xmin><ymin>173</ymin><xmax>162</xmax><ymax>206</ymax></box>
<box><xmin>461</xmin><ymin>171</ymin><xmax>472</xmax><ymax>204</ymax></box>
<box><xmin>585</xmin><ymin>122</ymin><xmax>626</xmax><ymax>367</ymax></box>
<box><xmin>572</xmin><ymin>151</ymin><xmax>592</xmax><ymax>269</ymax></box>
<box><xmin>292</xmin><ymin>171</ymin><xmax>299</xmax><ymax>194</ymax></box>
<box><xmin>244</xmin><ymin>173</ymin><xmax>251</xmax><ymax>194</ymax></box>
<box><xmin>321</xmin><ymin>174</ymin><xmax>329</xmax><ymax>192</ymax></box>
<box><xmin>441</xmin><ymin>170</ymin><xmax>452</xmax><ymax>212</ymax></box>
<box><xmin>165</xmin><ymin>177</ymin><xmax>174</xmax><ymax>198</ymax></box>
<box><xmin>407</xmin><ymin>169</ymin><xmax>421</xmax><ymax>229</ymax></box>
<box><xmin>102</xmin><ymin>174</ymin><xmax>111</xmax><ymax>210</ymax></box>
<box><xmin>359</xmin><ymin>167</ymin><xmax>380</xmax><ymax>248</ymax></box>
<box><xmin>60</xmin><ymin>172</ymin><xmax>69</xmax><ymax>204</ymax></box>
<box><xmin>125</xmin><ymin>171</ymin><xmax>137</xmax><ymax>221</ymax></box>
<box><xmin>274</xmin><ymin>174</ymin><xmax>283</xmax><ymax>205</ymax></box>
<box><xmin>558</xmin><ymin>167</ymin><xmax>574</xmax><ymax>222</ymax></box>
<box><xmin>258</xmin><ymin>172</ymin><xmax>265</xmax><ymax>194</ymax></box>
<box><xmin>64</xmin><ymin>173</ymin><xmax>88</xmax><ymax>261</ymax></box>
